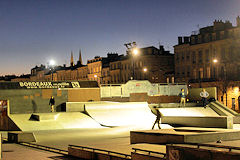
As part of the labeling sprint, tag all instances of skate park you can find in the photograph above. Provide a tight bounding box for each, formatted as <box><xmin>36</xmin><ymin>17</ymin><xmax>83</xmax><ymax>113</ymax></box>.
<box><xmin>1</xmin><ymin>80</ymin><xmax>240</xmax><ymax>159</ymax></box>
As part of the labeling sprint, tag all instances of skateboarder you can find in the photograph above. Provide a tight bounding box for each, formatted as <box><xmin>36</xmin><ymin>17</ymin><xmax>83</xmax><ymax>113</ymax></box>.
<box><xmin>200</xmin><ymin>88</ymin><xmax>209</xmax><ymax>108</ymax></box>
<box><xmin>49</xmin><ymin>96</ymin><xmax>55</xmax><ymax>112</ymax></box>
<box><xmin>152</xmin><ymin>106</ymin><xmax>162</xmax><ymax>129</ymax></box>
<box><xmin>179</xmin><ymin>88</ymin><xmax>187</xmax><ymax>107</ymax></box>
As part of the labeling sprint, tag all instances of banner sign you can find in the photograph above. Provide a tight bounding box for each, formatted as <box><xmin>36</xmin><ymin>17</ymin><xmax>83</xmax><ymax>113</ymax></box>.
<box><xmin>19</xmin><ymin>82</ymin><xmax>78</xmax><ymax>89</ymax></box>
<box><xmin>0</xmin><ymin>81</ymin><xmax>98</xmax><ymax>89</ymax></box>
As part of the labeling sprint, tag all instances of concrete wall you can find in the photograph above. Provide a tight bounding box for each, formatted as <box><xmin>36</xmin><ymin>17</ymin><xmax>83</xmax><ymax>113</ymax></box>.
<box><xmin>131</xmin><ymin>152</ymin><xmax>165</xmax><ymax>160</ymax></box>
<box><xmin>68</xmin><ymin>88</ymin><xmax>100</xmax><ymax>102</ymax></box>
<box><xmin>166</xmin><ymin>144</ymin><xmax>240</xmax><ymax>160</ymax></box>
<box><xmin>188</xmin><ymin>87</ymin><xmax>217</xmax><ymax>101</ymax></box>
<box><xmin>0</xmin><ymin>89</ymin><xmax>68</xmax><ymax>114</ymax></box>
<box><xmin>100</xmin><ymin>80</ymin><xmax>187</xmax><ymax>98</ymax></box>
<box><xmin>68</xmin><ymin>146</ymin><xmax>130</xmax><ymax>160</ymax></box>
<box><xmin>162</xmin><ymin>116</ymin><xmax>233</xmax><ymax>129</ymax></box>
<box><xmin>0</xmin><ymin>88</ymin><xmax>100</xmax><ymax>114</ymax></box>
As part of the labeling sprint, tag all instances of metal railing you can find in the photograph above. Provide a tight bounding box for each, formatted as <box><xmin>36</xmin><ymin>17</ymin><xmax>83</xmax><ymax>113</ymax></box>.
<box><xmin>132</xmin><ymin>147</ymin><xmax>166</xmax><ymax>157</ymax></box>
<box><xmin>19</xmin><ymin>142</ymin><xmax>68</xmax><ymax>155</ymax></box>
<box><xmin>69</xmin><ymin>144</ymin><xmax>131</xmax><ymax>159</ymax></box>
<box><xmin>171</xmin><ymin>143</ymin><xmax>240</xmax><ymax>152</ymax></box>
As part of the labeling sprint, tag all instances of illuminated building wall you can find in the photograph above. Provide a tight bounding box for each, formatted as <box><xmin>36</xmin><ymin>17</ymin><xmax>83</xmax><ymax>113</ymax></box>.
<box><xmin>174</xmin><ymin>17</ymin><xmax>240</xmax><ymax>83</ymax></box>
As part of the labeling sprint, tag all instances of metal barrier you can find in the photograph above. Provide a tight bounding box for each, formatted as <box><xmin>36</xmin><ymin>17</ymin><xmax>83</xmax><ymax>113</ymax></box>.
<box><xmin>193</xmin><ymin>143</ymin><xmax>240</xmax><ymax>152</ymax></box>
<box><xmin>172</xmin><ymin>143</ymin><xmax>240</xmax><ymax>152</ymax></box>
<box><xmin>132</xmin><ymin>148</ymin><xmax>166</xmax><ymax>157</ymax></box>
<box><xmin>19</xmin><ymin>142</ymin><xmax>68</xmax><ymax>155</ymax></box>
<box><xmin>69</xmin><ymin>144</ymin><xmax>131</xmax><ymax>159</ymax></box>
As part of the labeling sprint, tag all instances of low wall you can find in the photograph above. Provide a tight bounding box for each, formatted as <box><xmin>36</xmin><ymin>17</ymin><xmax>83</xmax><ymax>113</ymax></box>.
<box><xmin>130</xmin><ymin>128</ymin><xmax>240</xmax><ymax>145</ymax></box>
<box><xmin>0</xmin><ymin>81</ymin><xmax>100</xmax><ymax>114</ymax></box>
<box><xmin>101</xmin><ymin>97</ymin><xmax>129</xmax><ymax>102</ymax></box>
<box><xmin>68</xmin><ymin>88</ymin><xmax>100</xmax><ymax>102</ymax></box>
<box><xmin>166</xmin><ymin>144</ymin><xmax>240</xmax><ymax>160</ymax></box>
<box><xmin>102</xmin><ymin>93</ymin><xmax>181</xmax><ymax>103</ymax></box>
<box><xmin>147</xmin><ymin>96</ymin><xmax>180</xmax><ymax>103</ymax></box>
<box><xmin>68</xmin><ymin>145</ymin><xmax>131</xmax><ymax>160</ymax></box>
<box><xmin>131</xmin><ymin>152</ymin><xmax>165</xmax><ymax>160</ymax></box>
<box><xmin>162</xmin><ymin>116</ymin><xmax>233</xmax><ymax>129</ymax></box>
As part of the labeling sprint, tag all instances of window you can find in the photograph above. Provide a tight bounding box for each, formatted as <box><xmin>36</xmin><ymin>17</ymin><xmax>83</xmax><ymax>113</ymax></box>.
<box><xmin>198</xmin><ymin>50</ymin><xmax>202</xmax><ymax>63</ymax></box>
<box><xmin>140</xmin><ymin>61</ymin><xmax>143</xmax><ymax>67</ymax></box>
<box><xmin>186</xmin><ymin>52</ymin><xmax>190</xmax><ymax>60</ymax></box>
<box><xmin>207</xmin><ymin>67</ymin><xmax>211</xmax><ymax>78</ymax></box>
<box><xmin>182</xmin><ymin>53</ymin><xmax>184</xmax><ymax>60</ymax></box>
<box><xmin>176</xmin><ymin>54</ymin><xmax>179</xmax><ymax>63</ymax></box>
<box><xmin>205</xmin><ymin>49</ymin><xmax>209</xmax><ymax>62</ymax></box>
<box><xmin>187</xmin><ymin>66</ymin><xmax>190</xmax><ymax>77</ymax></box>
<box><xmin>193</xmin><ymin>69</ymin><xmax>197</xmax><ymax>79</ymax></box>
<box><xmin>221</xmin><ymin>47</ymin><xmax>225</xmax><ymax>60</ymax></box>
<box><xmin>199</xmin><ymin>68</ymin><xmax>203</xmax><ymax>79</ymax></box>
<box><xmin>192</xmin><ymin>51</ymin><xmax>196</xmax><ymax>64</ymax></box>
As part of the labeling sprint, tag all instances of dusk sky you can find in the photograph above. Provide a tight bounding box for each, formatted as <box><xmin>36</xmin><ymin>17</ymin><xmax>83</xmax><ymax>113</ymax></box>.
<box><xmin>1</xmin><ymin>0</ymin><xmax>240</xmax><ymax>76</ymax></box>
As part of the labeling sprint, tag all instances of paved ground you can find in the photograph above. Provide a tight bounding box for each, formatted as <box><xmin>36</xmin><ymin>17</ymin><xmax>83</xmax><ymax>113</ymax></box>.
<box><xmin>32</xmin><ymin>126</ymin><xmax>167</xmax><ymax>155</ymax></box>
<box><xmin>2</xmin><ymin>143</ymin><xmax>80</xmax><ymax>160</ymax></box>
<box><xmin>2</xmin><ymin>125</ymin><xmax>240</xmax><ymax>159</ymax></box>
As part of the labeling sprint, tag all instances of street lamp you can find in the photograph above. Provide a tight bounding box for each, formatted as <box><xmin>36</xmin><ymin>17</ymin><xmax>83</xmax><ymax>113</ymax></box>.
<box><xmin>133</xmin><ymin>48</ymin><xmax>139</xmax><ymax>55</ymax></box>
<box><xmin>213</xmin><ymin>59</ymin><xmax>218</xmax><ymax>63</ymax></box>
<box><xmin>124</xmin><ymin>42</ymin><xmax>139</xmax><ymax>80</ymax></box>
<box><xmin>143</xmin><ymin>68</ymin><xmax>147</xmax><ymax>72</ymax></box>
<box><xmin>212</xmin><ymin>58</ymin><xmax>228</xmax><ymax>106</ymax></box>
<box><xmin>49</xmin><ymin>59</ymin><xmax>56</xmax><ymax>81</ymax></box>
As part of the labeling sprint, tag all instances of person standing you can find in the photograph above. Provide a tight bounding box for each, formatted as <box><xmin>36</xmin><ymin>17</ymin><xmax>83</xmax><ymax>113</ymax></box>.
<box><xmin>200</xmin><ymin>88</ymin><xmax>209</xmax><ymax>108</ymax></box>
<box><xmin>49</xmin><ymin>96</ymin><xmax>55</xmax><ymax>112</ymax></box>
<box><xmin>152</xmin><ymin>106</ymin><xmax>162</xmax><ymax>129</ymax></box>
<box><xmin>179</xmin><ymin>88</ymin><xmax>187</xmax><ymax>107</ymax></box>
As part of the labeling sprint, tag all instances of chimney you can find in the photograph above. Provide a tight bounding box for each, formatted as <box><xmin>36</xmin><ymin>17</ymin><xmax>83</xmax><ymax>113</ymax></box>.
<box><xmin>159</xmin><ymin>45</ymin><xmax>164</xmax><ymax>54</ymax></box>
<box><xmin>184</xmin><ymin>37</ymin><xmax>189</xmax><ymax>43</ymax></box>
<box><xmin>178</xmin><ymin>37</ymin><xmax>183</xmax><ymax>45</ymax></box>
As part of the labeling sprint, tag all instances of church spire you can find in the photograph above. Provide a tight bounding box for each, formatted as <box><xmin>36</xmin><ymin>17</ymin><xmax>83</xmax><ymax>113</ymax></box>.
<box><xmin>70</xmin><ymin>51</ymin><xmax>74</xmax><ymax>67</ymax></box>
<box><xmin>78</xmin><ymin>49</ymin><xmax>83</xmax><ymax>65</ymax></box>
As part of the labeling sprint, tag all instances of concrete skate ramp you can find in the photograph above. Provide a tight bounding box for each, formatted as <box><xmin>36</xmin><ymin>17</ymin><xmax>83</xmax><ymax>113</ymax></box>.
<box><xmin>159</xmin><ymin>107</ymin><xmax>219</xmax><ymax>117</ymax></box>
<box><xmin>209</xmin><ymin>101</ymin><xmax>238</xmax><ymax>116</ymax></box>
<box><xmin>209</xmin><ymin>101</ymin><xmax>240</xmax><ymax>123</ymax></box>
<box><xmin>85</xmin><ymin>102</ymin><xmax>156</xmax><ymax>127</ymax></box>
<box><xmin>9</xmin><ymin>112</ymin><xmax>103</xmax><ymax>131</ymax></box>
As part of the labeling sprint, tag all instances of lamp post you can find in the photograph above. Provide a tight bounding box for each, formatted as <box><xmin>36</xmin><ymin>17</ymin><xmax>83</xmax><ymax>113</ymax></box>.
<box><xmin>124</xmin><ymin>42</ymin><xmax>139</xmax><ymax>80</ymax></box>
<box><xmin>49</xmin><ymin>60</ymin><xmax>55</xmax><ymax>81</ymax></box>
<box><xmin>143</xmin><ymin>67</ymin><xmax>147</xmax><ymax>80</ymax></box>
<box><xmin>213</xmin><ymin>58</ymin><xmax>228</xmax><ymax>106</ymax></box>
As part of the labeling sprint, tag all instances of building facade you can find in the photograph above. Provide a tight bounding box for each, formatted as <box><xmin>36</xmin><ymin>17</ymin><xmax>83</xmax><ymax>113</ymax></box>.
<box><xmin>109</xmin><ymin>46</ymin><xmax>174</xmax><ymax>84</ymax></box>
<box><xmin>26</xmin><ymin>45</ymin><xmax>174</xmax><ymax>85</ymax></box>
<box><xmin>174</xmin><ymin>17</ymin><xmax>240</xmax><ymax>110</ymax></box>
<box><xmin>174</xmin><ymin>17</ymin><xmax>240</xmax><ymax>83</ymax></box>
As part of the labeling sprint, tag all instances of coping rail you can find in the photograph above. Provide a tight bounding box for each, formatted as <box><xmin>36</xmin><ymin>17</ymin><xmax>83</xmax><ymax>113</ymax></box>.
<box><xmin>69</xmin><ymin>144</ymin><xmax>131</xmax><ymax>159</ymax></box>
<box><xmin>132</xmin><ymin>147</ymin><xmax>166</xmax><ymax>157</ymax></box>
<box><xmin>171</xmin><ymin>143</ymin><xmax>240</xmax><ymax>152</ymax></box>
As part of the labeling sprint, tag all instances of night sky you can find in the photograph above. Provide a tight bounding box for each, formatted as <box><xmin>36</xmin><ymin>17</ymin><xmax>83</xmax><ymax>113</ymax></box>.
<box><xmin>1</xmin><ymin>0</ymin><xmax>240</xmax><ymax>76</ymax></box>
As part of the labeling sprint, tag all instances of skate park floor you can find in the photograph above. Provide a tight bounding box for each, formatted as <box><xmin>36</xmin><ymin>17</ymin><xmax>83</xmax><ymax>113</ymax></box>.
<box><xmin>3</xmin><ymin>101</ymin><xmax>240</xmax><ymax>159</ymax></box>
<box><xmin>3</xmin><ymin>125</ymin><xmax>240</xmax><ymax>159</ymax></box>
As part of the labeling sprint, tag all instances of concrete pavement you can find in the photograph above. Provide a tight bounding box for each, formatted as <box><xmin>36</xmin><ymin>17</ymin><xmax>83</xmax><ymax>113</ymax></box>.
<box><xmin>2</xmin><ymin>143</ymin><xmax>79</xmax><ymax>160</ymax></box>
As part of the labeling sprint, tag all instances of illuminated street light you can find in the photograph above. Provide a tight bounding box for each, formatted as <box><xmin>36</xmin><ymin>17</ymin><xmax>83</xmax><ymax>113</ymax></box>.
<box><xmin>212</xmin><ymin>58</ymin><xmax>228</xmax><ymax>106</ymax></box>
<box><xmin>49</xmin><ymin>59</ymin><xmax>55</xmax><ymax>66</ymax></box>
<box><xmin>133</xmin><ymin>48</ymin><xmax>139</xmax><ymax>55</ymax></box>
<box><xmin>124</xmin><ymin>42</ymin><xmax>139</xmax><ymax>80</ymax></box>
<box><xmin>213</xmin><ymin>59</ymin><xmax>218</xmax><ymax>63</ymax></box>
<box><xmin>48</xmin><ymin>59</ymin><xmax>56</xmax><ymax>81</ymax></box>
<box><xmin>143</xmin><ymin>68</ymin><xmax>147</xmax><ymax>72</ymax></box>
